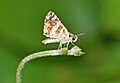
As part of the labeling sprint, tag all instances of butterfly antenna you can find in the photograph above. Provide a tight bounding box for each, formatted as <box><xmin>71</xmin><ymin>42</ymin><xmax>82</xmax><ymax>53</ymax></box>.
<box><xmin>76</xmin><ymin>33</ymin><xmax>85</xmax><ymax>37</ymax></box>
<box><xmin>76</xmin><ymin>33</ymin><xmax>85</xmax><ymax>41</ymax></box>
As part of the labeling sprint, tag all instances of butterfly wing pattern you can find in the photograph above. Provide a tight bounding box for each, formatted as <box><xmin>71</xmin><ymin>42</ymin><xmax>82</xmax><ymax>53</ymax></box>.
<box><xmin>42</xmin><ymin>11</ymin><xmax>78</xmax><ymax>49</ymax></box>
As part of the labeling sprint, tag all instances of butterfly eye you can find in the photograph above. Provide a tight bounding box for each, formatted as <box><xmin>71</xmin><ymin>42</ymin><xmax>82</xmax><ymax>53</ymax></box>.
<box><xmin>72</xmin><ymin>37</ymin><xmax>75</xmax><ymax>41</ymax></box>
<box><xmin>72</xmin><ymin>36</ymin><xmax>78</xmax><ymax>42</ymax></box>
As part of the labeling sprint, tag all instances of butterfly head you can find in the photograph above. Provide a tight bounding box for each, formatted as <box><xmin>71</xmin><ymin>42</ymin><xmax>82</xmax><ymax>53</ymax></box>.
<box><xmin>71</xmin><ymin>33</ymin><xmax>85</xmax><ymax>42</ymax></box>
<box><xmin>69</xmin><ymin>32</ymin><xmax>78</xmax><ymax>42</ymax></box>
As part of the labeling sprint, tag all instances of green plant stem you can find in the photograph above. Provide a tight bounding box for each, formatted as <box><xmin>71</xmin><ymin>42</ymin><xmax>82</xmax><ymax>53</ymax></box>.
<box><xmin>16</xmin><ymin>46</ymin><xmax>85</xmax><ymax>83</ymax></box>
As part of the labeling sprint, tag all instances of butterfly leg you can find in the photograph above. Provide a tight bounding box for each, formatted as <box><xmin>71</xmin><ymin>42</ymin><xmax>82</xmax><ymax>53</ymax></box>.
<box><xmin>58</xmin><ymin>42</ymin><xmax>69</xmax><ymax>49</ymax></box>
<box><xmin>62</xmin><ymin>42</ymin><xmax>69</xmax><ymax>49</ymax></box>
<box><xmin>66</xmin><ymin>42</ymin><xmax>69</xmax><ymax>49</ymax></box>
<box><xmin>71</xmin><ymin>42</ymin><xmax>76</xmax><ymax>46</ymax></box>
<box><xmin>58</xmin><ymin>43</ymin><xmax>62</xmax><ymax>49</ymax></box>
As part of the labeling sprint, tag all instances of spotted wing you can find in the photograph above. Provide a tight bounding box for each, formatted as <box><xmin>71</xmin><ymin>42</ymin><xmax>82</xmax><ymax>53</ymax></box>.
<box><xmin>43</xmin><ymin>11</ymin><xmax>69</xmax><ymax>39</ymax></box>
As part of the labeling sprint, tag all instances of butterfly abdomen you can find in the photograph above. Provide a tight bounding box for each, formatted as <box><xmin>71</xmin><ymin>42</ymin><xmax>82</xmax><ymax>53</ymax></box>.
<box><xmin>42</xmin><ymin>38</ymin><xmax>60</xmax><ymax>44</ymax></box>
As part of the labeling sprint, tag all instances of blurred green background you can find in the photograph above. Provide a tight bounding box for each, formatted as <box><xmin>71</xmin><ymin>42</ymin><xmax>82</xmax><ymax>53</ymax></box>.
<box><xmin>0</xmin><ymin>0</ymin><xmax>120</xmax><ymax>83</ymax></box>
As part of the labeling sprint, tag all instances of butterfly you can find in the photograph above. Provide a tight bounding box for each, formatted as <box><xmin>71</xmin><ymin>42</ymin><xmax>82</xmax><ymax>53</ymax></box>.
<box><xmin>42</xmin><ymin>11</ymin><xmax>84</xmax><ymax>49</ymax></box>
